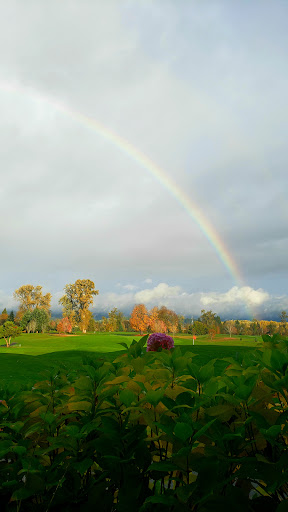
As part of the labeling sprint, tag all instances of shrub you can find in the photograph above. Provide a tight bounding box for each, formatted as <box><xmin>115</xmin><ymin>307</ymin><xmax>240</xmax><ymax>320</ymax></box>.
<box><xmin>1</xmin><ymin>334</ymin><xmax>288</xmax><ymax>510</ymax></box>
<box><xmin>146</xmin><ymin>332</ymin><xmax>174</xmax><ymax>351</ymax></box>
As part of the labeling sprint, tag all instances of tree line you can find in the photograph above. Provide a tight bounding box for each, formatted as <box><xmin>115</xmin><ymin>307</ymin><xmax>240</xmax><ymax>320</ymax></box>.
<box><xmin>1</xmin><ymin>281</ymin><xmax>288</xmax><ymax>337</ymax></box>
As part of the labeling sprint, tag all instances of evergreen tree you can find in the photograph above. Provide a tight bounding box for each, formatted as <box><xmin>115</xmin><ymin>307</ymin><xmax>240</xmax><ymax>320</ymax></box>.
<box><xmin>8</xmin><ymin>310</ymin><xmax>15</xmax><ymax>323</ymax></box>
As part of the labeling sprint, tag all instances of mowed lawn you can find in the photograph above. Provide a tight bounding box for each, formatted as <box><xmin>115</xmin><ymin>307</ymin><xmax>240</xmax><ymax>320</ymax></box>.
<box><xmin>0</xmin><ymin>332</ymin><xmax>262</xmax><ymax>389</ymax></box>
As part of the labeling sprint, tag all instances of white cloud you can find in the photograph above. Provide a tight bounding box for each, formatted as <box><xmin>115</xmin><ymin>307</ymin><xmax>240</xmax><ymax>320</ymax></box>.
<box><xmin>89</xmin><ymin>283</ymin><xmax>285</xmax><ymax>321</ymax></box>
<box><xmin>1</xmin><ymin>282</ymin><xmax>287</xmax><ymax>322</ymax></box>
<box><xmin>0</xmin><ymin>290</ymin><xmax>18</xmax><ymax>312</ymax></box>
<box><xmin>122</xmin><ymin>284</ymin><xmax>138</xmax><ymax>291</ymax></box>
<box><xmin>135</xmin><ymin>283</ymin><xmax>182</xmax><ymax>304</ymax></box>
<box><xmin>200</xmin><ymin>286</ymin><xmax>269</xmax><ymax>307</ymax></box>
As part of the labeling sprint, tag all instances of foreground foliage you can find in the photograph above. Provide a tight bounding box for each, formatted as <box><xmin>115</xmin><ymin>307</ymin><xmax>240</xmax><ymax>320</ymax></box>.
<box><xmin>1</xmin><ymin>334</ymin><xmax>288</xmax><ymax>511</ymax></box>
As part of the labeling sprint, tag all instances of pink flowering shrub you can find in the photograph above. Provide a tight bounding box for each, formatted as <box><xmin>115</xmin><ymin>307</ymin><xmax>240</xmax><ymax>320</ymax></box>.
<box><xmin>146</xmin><ymin>332</ymin><xmax>174</xmax><ymax>352</ymax></box>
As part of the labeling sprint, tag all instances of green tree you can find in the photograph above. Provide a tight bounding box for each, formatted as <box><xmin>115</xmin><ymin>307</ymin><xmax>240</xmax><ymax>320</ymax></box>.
<box><xmin>20</xmin><ymin>308</ymin><xmax>50</xmax><ymax>333</ymax></box>
<box><xmin>0</xmin><ymin>321</ymin><xmax>21</xmax><ymax>347</ymax></box>
<box><xmin>33</xmin><ymin>308</ymin><xmax>50</xmax><ymax>333</ymax></box>
<box><xmin>199</xmin><ymin>309</ymin><xmax>219</xmax><ymax>328</ymax></box>
<box><xmin>280</xmin><ymin>310</ymin><xmax>288</xmax><ymax>335</ymax></box>
<box><xmin>8</xmin><ymin>310</ymin><xmax>15</xmax><ymax>323</ymax></box>
<box><xmin>59</xmin><ymin>279</ymin><xmax>99</xmax><ymax>333</ymax></box>
<box><xmin>109</xmin><ymin>308</ymin><xmax>125</xmax><ymax>331</ymax></box>
<box><xmin>20</xmin><ymin>311</ymin><xmax>33</xmax><ymax>331</ymax></box>
<box><xmin>250</xmin><ymin>319</ymin><xmax>260</xmax><ymax>336</ymax></box>
<box><xmin>191</xmin><ymin>320</ymin><xmax>208</xmax><ymax>335</ymax></box>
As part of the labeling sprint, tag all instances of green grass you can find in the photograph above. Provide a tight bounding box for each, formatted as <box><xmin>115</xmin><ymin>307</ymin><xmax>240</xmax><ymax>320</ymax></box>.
<box><xmin>0</xmin><ymin>332</ymin><xmax>262</xmax><ymax>389</ymax></box>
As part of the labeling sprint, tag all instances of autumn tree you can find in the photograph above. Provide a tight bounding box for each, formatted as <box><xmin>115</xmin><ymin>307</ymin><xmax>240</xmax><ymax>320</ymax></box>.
<box><xmin>250</xmin><ymin>319</ymin><xmax>260</xmax><ymax>336</ymax></box>
<box><xmin>130</xmin><ymin>304</ymin><xmax>150</xmax><ymax>334</ymax></box>
<box><xmin>79</xmin><ymin>310</ymin><xmax>93</xmax><ymax>334</ymax></box>
<box><xmin>14</xmin><ymin>310</ymin><xmax>23</xmax><ymax>326</ymax></box>
<box><xmin>280</xmin><ymin>311</ymin><xmax>288</xmax><ymax>335</ymax></box>
<box><xmin>59</xmin><ymin>279</ymin><xmax>99</xmax><ymax>333</ymax></box>
<box><xmin>267</xmin><ymin>321</ymin><xmax>277</xmax><ymax>335</ymax></box>
<box><xmin>14</xmin><ymin>285</ymin><xmax>51</xmax><ymax>313</ymax></box>
<box><xmin>208</xmin><ymin>327</ymin><xmax>217</xmax><ymax>341</ymax></box>
<box><xmin>0</xmin><ymin>308</ymin><xmax>8</xmax><ymax>325</ymax></box>
<box><xmin>177</xmin><ymin>315</ymin><xmax>186</xmax><ymax>333</ymax></box>
<box><xmin>157</xmin><ymin>306</ymin><xmax>179</xmax><ymax>333</ymax></box>
<box><xmin>57</xmin><ymin>317</ymin><xmax>72</xmax><ymax>334</ymax></box>
<box><xmin>149</xmin><ymin>307</ymin><xmax>159</xmax><ymax>332</ymax></box>
<box><xmin>259</xmin><ymin>320</ymin><xmax>270</xmax><ymax>335</ymax></box>
<box><xmin>86</xmin><ymin>316</ymin><xmax>96</xmax><ymax>332</ymax></box>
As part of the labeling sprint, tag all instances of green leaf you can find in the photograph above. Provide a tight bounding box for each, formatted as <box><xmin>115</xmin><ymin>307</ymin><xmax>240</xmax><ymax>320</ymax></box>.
<box><xmin>118</xmin><ymin>342</ymin><xmax>128</xmax><ymax>350</ymax></box>
<box><xmin>72</xmin><ymin>457</ymin><xmax>93</xmax><ymax>475</ymax></box>
<box><xmin>143</xmin><ymin>389</ymin><xmax>165</xmax><ymax>406</ymax></box>
<box><xmin>23</xmin><ymin>422</ymin><xmax>42</xmax><ymax>438</ymax></box>
<box><xmin>206</xmin><ymin>404</ymin><xmax>234</xmax><ymax>421</ymax></box>
<box><xmin>39</xmin><ymin>411</ymin><xmax>56</xmax><ymax>425</ymax></box>
<box><xmin>198</xmin><ymin>360</ymin><xmax>215</xmax><ymax>382</ymax></box>
<box><xmin>193</xmin><ymin>419</ymin><xmax>216</xmax><ymax>440</ymax></box>
<box><xmin>142</xmin><ymin>495</ymin><xmax>178</xmax><ymax>506</ymax></box>
<box><xmin>235</xmin><ymin>384</ymin><xmax>253</xmax><ymax>401</ymax></box>
<box><xmin>119</xmin><ymin>389</ymin><xmax>136</xmax><ymax>407</ymax></box>
<box><xmin>174</xmin><ymin>422</ymin><xmax>193</xmax><ymax>442</ymax></box>
<box><xmin>261</xmin><ymin>425</ymin><xmax>282</xmax><ymax>439</ymax></box>
<box><xmin>276</xmin><ymin>501</ymin><xmax>288</xmax><ymax>511</ymax></box>
<box><xmin>10</xmin><ymin>445</ymin><xmax>26</xmax><ymax>456</ymax></box>
<box><xmin>147</xmin><ymin>461</ymin><xmax>177</xmax><ymax>472</ymax></box>
<box><xmin>74</xmin><ymin>376</ymin><xmax>92</xmax><ymax>390</ymax></box>
<box><xmin>68</xmin><ymin>400</ymin><xmax>91</xmax><ymax>412</ymax></box>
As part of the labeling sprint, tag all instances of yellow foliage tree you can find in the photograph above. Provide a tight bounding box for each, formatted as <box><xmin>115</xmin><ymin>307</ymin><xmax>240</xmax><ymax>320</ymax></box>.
<box><xmin>59</xmin><ymin>279</ymin><xmax>99</xmax><ymax>333</ymax></box>
<box><xmin>149</xmin><ymin>306</ymin><xmax>159</xmax><ymax>332</ymax></box>
<box><xmin>13</xmin><ymin>285</ymin><xmax>51</xmax><ymax>313</ymax></box>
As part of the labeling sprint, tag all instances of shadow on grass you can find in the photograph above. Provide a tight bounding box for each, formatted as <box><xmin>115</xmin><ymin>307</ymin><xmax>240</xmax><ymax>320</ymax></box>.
<box><xmin>0</xmin><ymin>350</ymin><xmax>124</xmax><ymax>390</ymax></box>
<box><xmin>0</xmin><ymin>344</ymin><xmax>259</xmax><ymax>391</ymax></box>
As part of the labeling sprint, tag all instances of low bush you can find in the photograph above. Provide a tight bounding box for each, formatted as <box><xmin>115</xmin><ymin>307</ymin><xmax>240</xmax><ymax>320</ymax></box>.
<box><xmin>1</xmin><ymin>334</ymin><xmax>288</xmax><ymax>511</ymax></box>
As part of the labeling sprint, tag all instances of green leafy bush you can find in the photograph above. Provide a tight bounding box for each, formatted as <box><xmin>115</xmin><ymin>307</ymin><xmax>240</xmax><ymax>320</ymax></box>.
<box><xmin>1</xmin><ymin>334</ymin><xmax>288</xmax><ymax>511</ymax></box>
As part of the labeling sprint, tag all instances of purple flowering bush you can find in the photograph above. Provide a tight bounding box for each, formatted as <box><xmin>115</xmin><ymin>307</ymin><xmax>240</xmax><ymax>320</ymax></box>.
<box><xmin>146</xmin><ymin>332</ymin><xmax>174</xmax><ymax>352</ymax></box>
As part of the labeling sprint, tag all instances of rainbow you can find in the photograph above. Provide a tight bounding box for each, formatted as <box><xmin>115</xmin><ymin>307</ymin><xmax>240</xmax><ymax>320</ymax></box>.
<box><xmin>0</xmin><ymin>79</ymin><xmax>245</xmax><ymax>287</ymax></box>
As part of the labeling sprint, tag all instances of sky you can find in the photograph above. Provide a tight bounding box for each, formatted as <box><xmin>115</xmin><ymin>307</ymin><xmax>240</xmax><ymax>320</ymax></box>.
<box><xmin>1</xmin><ymin>0</ymin><xmax>288</xmax><ymax>320</ymax></box>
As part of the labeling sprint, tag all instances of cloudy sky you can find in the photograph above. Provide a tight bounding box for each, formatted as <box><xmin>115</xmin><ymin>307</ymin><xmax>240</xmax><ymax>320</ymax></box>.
<box><xmin>1</xmin><ymin>0</ymin><xmax>288</xmax><ymax>320</ymax></box>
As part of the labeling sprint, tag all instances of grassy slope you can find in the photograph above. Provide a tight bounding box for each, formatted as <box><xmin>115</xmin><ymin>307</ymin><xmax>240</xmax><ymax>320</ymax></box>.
<box><xmin>0</xmin><ymin>333</ymin><xmax>261</xmax><ymax>389</ymax></box>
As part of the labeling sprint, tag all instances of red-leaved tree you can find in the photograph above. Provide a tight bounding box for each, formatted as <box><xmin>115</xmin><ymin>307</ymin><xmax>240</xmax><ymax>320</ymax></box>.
<box><xmin>57</xmin><ymin>317</ymin><xmax>72</xmax><ymax>334</ymax></box>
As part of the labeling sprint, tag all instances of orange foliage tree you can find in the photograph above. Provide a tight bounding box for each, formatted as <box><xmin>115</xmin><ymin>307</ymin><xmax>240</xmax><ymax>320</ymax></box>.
<box><xmin>0</xmin><ymin>308</ymin><xmax>8</xmax><ymax>325</ymax></box>
<box><xmin>57</xmin><ymin>317</ymin><xmax>72</xmax><ymax>334</ymax></box>
<box><xmin>130</xmin><ymin>304</ymin><xmax>150</xmax><ymax>334</ymax></box>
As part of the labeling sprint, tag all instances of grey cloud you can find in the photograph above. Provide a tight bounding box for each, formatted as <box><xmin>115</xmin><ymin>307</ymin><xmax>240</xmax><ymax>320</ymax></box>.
<box><xmin>0</xmin><ymin>1</ymin><xmax>287</xmax><ymax>302</ymax></box>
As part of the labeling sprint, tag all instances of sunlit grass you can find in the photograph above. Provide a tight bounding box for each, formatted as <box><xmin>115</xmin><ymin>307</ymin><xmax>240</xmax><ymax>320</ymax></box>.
<box><xmin>0</xmin><ymin>332</ymin><xmax>262</xmax><ymax>389</ymax></box>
